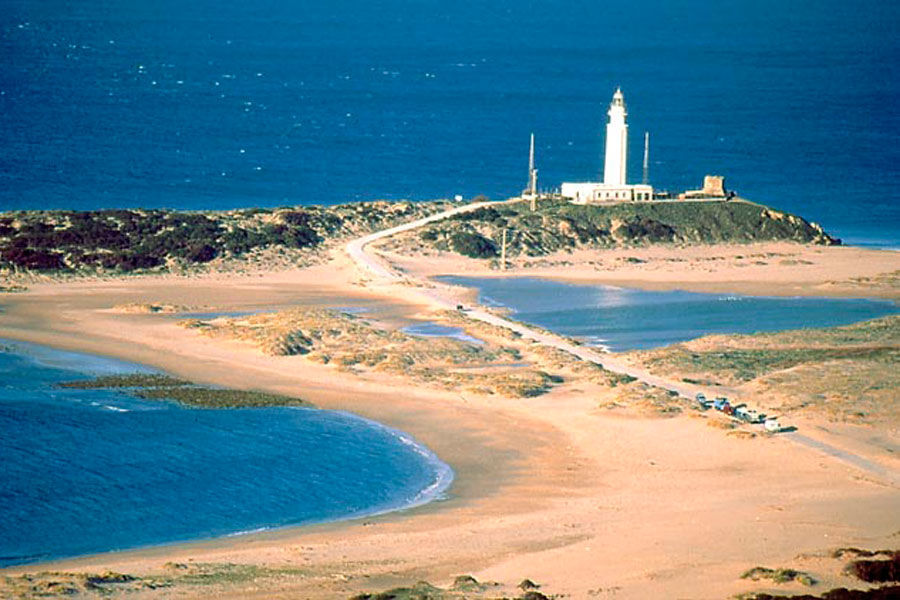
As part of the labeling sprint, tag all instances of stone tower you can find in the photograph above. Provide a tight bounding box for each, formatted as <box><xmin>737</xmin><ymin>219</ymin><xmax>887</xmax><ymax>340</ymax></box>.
<box><xmin>603</xmin><ymin>87</ymin><xmax>628</xmax><ymax>186</ymax></box>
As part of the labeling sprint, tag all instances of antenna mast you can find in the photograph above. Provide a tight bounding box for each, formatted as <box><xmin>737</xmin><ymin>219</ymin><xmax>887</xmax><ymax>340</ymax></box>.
<box><xmin>642</xmin><ymin>131</ymin><xmax>650</xmax><ymax>185</ymax></box>
<box><xmin>527</xmin><ymin>133</ymin><xmax>538</xmax><ymax>210</ymax></box>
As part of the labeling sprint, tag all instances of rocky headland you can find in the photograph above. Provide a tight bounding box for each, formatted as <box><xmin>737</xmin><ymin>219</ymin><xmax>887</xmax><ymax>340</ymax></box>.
<box><xmin>380</xmin><ymin>198</ymin><xmax>839</xmax><ymax>261</ymax></box>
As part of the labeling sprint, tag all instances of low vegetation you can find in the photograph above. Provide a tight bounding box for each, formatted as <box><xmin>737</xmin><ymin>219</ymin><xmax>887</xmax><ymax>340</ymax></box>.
<box><xmin>58</xmin><ymin>373</ymin><xmax>311</xmax><ymax>408</ymax></box>
<box><xmin>449</xmin><ymin>231</ymin><xmax>498</xmax><ymax>259</ymax></box>
<box><xmin>0</xmin><ymin>200</ymin><xmax>450</xmax><ymax>275</ymax></box>
<box><xmin>833</xmin><ymin>548</ymin><xmax>896</xmax><ymax>560</ymax></box>
<box><xmin>132</xmin><ymin>387</ymin><xmax>311</xmax><ymax>408</ymax></box>
<box><xmin>737</xmin><ymin>550</ymin><xmax>900</xmax><ymax>599</ymax></box>
<box><xmin>628</xmin><ymin>316</ymin><xmax>900</xmax><ymax>424</ymax></box>
<box><xmin>0</xmin><ymin>563</ymin><xmax>312</xmax><ymax>599</ymax></box>
<box><xmin>59</xmin><ymin>374</ymin><xmax>191</xmax><ymax>389</ymax></box>
<box><xmin>112</xmin><ymin>302</ymin><xmax>190</xmax><ymax>314</ymax></box>
<box><xmin>159</xmin><ymin>562</ymin><xmax>310</xmax><ymax>586</ymax></box>
<box><xmin>741</xmin><ymin>566</ymin><xmax>816</xmax><ymax>586</ymax></box>
<box><xmin>742</xmin><ymin>587</ymin><xmax>900</xmax><ymax>599</ymax></box>
<box><xmin>390</xmin><ymin>199</ymin><xmax>838</xmax><ymax>260</ymax></box>
<box><xmin>845</xmin><ymin>552</ymin><xmax>900</xmax><ymax>583</ymax></box>
<box><xmin>651</xmin><ymin>346</ymin><xmax>896</xmax><ymax>384</ymax></box>
<box><xmin>437</xmin><ymin>310</ymin><xmax>689</xmax><ymax>415</ymax></box>
<box><xmin>174</xmin><ymin>303</ymin><xmax>684</xmax><ymax>407</ymax></box>
<box><xmin>0</xmin><ymin>568</ymin><xmax>553</xmax><ymax>600</ymax></box>
<box><xmin>349</xmin><ymin>574</ymin><xmax>550</xmax><ymax>600</ymax></box>
<box><xmin>0</xmin><ymin>570</ymin><xmax>168</xmax><ymax>598</ymax></box>
<box><xmin>180</xmin><ymin>308</ymin><xmax>560</xmax><ymax>398</ymax></box>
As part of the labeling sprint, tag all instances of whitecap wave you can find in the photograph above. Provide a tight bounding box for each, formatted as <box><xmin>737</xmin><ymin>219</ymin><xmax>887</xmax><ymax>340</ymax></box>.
<box><xmin>224</xmin><ymin>526</ymin><xmax>270</xmax><ymax>537</ymax></box>
<box><xmin>581</xmin><ymin>336</ymin><xmax>612</xmax><ymax>353</ymax></box>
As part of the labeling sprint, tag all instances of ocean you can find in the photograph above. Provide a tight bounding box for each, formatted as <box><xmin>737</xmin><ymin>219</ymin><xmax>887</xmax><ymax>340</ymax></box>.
<box><xmin>1</xmin><ymin>0</ymin><xmax>898</xmax><ymax>247</ymax></box>
<box><xmin>440</xmin><ymin>276</ymin><xmax>900</xmax><ymax>352</ymax></box>
<box><xmin>0</xmin><ymin>340</ymin><xmax>452</xmax><ymax>567</ymax></box>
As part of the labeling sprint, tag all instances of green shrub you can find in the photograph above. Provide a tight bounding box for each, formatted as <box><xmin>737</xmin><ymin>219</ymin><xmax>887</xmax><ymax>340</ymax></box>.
<box><xmin>450</xmin><ymin>231</ymin><xmax>497</xmax><ymax>259</ymax></box>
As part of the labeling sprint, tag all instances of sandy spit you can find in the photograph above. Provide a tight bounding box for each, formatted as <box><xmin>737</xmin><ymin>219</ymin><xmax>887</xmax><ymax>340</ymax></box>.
<box><xmin>0</xmin><ymin>244</ymin><xmax>897</xmax><ymax>599</ymax></box>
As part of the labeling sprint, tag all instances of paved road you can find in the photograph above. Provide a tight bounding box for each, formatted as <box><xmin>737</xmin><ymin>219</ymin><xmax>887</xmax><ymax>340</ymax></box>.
<box><xmin>345</xmin><ymin>202</ymin><xmax>898</xmax><ymax>485</ymax></box>
<box><xmin>788</xmin><ymin>432</ymin><xmax>897</xmax><ymax>484</ymax></box>
<box><xmin>347</xmin><ymin>200</ymin><xmax>499</xmax><ymax>281</ymax></box>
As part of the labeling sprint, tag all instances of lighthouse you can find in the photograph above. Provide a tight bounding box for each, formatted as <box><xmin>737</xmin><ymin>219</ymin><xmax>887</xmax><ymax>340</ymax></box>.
<box><xmin>603</xmin><ymin>87</ymin><xmax>628</xmax><ymax>185</ymax></box>
<box><xmin>560</xmin><ymin>87</ymin><xmax>654</xmax><ymax>204</ymax></box>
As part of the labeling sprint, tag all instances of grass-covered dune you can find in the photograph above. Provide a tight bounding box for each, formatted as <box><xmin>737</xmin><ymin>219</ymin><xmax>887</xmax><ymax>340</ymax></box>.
<box><xmin>0</xmin><ymin>200</ymin><xmax>450</xmax><ymax>274</ymax></box>
<box><xmin>404</xmin><ymin>199</ymin><xmax>838</xmax><ymax>259</ymax></box>
<box><xmin>627</xmin><ymin>315</ymin><xmax>899</xmax><ymax>424</ymax></box>
<box><xmin>180</xmin><ymin>308</ymin><xmax>560</xmax><ymax>399</ymax></box>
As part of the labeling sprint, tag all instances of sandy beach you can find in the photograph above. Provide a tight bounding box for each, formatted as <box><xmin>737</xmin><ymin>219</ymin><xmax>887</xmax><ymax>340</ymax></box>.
<box><xmin>1</xmin><ymin>240</ymin><xmax>898</xmax><ymax>599</ymax></box>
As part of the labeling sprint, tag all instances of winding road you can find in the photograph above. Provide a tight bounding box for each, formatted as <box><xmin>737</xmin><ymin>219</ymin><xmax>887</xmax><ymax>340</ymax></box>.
<box><xmin>346</xmin><ymin>200</ymin><xmax>899</xmax><ymax>485</ymax></box>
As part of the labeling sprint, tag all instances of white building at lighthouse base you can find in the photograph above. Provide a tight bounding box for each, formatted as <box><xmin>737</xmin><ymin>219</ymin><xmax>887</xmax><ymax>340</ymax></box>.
<box><xmin>561</xmin><ymin>182</ymin><xmax>653</xmax><ymax>204</ymax></box>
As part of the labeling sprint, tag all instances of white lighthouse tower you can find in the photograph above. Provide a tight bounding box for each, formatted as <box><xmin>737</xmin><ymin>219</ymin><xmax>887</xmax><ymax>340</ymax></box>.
<box><xmin>560</xmin><ymin>87</ymin><xmax>653</xmax><ymax>204</ymax></box>
<box><xmin>603</xmin><ymin>87</ymin><xmax>628</xmax><ymax>185</ymax></box>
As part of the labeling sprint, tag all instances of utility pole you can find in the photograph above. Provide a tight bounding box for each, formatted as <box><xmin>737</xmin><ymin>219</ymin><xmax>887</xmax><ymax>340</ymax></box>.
<box><xmin>500</xmin><ymin>228</ymin><xmax>508</xmax><ymax>271</ymax></box>
<box><xmin>642</xmin><ymin>131</ymin><xmax>650</xmax><ymax>186</ymax></box>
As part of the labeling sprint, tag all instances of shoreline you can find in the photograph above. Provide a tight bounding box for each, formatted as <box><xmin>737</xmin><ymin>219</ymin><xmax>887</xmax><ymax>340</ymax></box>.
<box><xmin>0</xmin><ymin>338</ymin><xmax>458</xmax><ymax>571</ymax></box>
<box><xmin>0</xmin><ymin>320</ymin><xmax>536</xmax><ymax>577</ymax></box>
<box><xmin>437</xmin><ymin>271</ymin><xmax>900</xmax><ymax>302</ymax></box>
<box><xmin>382</xmin><ymin>241</ymin><xmax>900</xmax><ymax>301</ymax></box>
<box><xmin>1</xmin><ymin>242</ymin><xmax>898</xmax><ymax>599</ymax></box>
<box><xmin>0</xmin><ymin>262</ymin><xmax>549</xmax><ymax>576</ymax></box>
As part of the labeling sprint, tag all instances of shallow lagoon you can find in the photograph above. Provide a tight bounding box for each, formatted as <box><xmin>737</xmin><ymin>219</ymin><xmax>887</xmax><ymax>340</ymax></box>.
<box><xmin>0</xmin><ymin>341</ymin><xmax>452</xmax><ymax>567</ymax></box>
<box><xmin>440</xmin><ymin>276</ymin><xmax>899</xmax><ymax>352</ymax></box>
<box><xmin>402</xmin><ymin>322</ymin><xmax>484</xmax><ymax>345</ymax></box>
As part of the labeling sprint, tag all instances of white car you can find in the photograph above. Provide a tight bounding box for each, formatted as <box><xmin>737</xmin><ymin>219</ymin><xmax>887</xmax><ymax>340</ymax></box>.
<box><xmin>742</xmin><ymin>409</ymin><xmax>764</xmax><ymax>424</ymax></box>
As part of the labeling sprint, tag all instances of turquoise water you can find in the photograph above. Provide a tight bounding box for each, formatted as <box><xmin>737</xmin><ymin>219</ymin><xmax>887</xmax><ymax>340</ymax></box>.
<box><xmin>440</xmin><ymin>276</ymin><xmax>899</xmax><ymax>352</ymax></box>
<box><xmin>1</xmin><ymin>1</ymin><xmax>898</xmax><ymax>247</ymax></box>
<box><xmin>0</xmin><ymin>340</ymin><xmax>452</xmax><ymax>567</ymax></box>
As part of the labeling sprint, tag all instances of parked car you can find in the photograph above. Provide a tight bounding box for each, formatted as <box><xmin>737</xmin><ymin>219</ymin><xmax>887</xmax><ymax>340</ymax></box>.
<box><xmin>741</xmin><ymin>409</ymin><xmax>765</xmax><ymax>424</ymax></box>
<box><xmin>764</xmin><ymin>417</ymin><xmax>781</xmax><ymax>432</ymax></box>
<box><xmin>695</xmin><ymin>393</ymin><xmax>711</xmax><ymax>409</ymax></box>
<box><xmin>713</xmin><ymin>397</ymin><xmax>729</xmax><ymax>411</ymax></box>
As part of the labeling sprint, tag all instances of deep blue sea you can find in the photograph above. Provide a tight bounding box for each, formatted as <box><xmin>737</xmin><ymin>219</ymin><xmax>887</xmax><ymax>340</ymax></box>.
<box><xmin>0</xmin><ymin>340</ymin><xmax>452</xmax><ymax>567</ymax></box>
<box><xmin>1</xmin><ymin>1</ymin><xmax>898</xmax><ymax>246</ymax></box>
<box><xmin>441</xmin><ymin>276</ymin><xmax>900</xmax><ymax>351</ymax></box>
